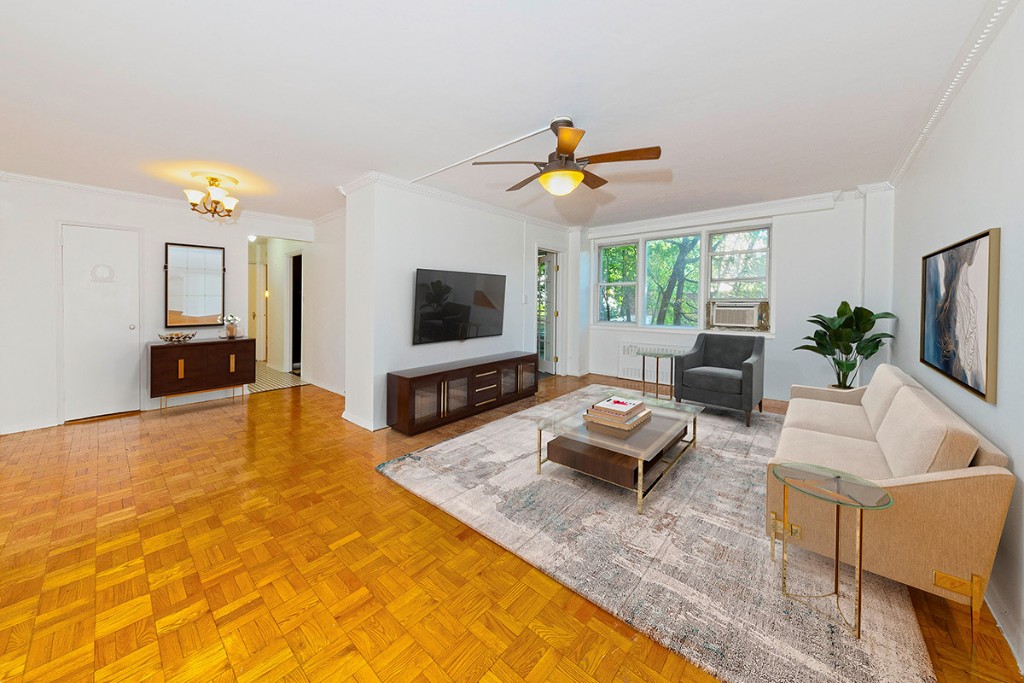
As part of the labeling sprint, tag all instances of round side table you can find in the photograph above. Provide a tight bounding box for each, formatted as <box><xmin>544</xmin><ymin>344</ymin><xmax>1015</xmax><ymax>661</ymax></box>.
<box><xmin>770</xmin><ymin>462</ymin><xmax>893</xmax><ymax>639</ymax></box>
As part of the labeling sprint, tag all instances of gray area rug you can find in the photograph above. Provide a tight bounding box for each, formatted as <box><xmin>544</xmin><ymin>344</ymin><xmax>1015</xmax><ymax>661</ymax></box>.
<box><xmin>377</xmin><ymin>385</ymin><xmax>935</xmax><ymax>683</ymax></box>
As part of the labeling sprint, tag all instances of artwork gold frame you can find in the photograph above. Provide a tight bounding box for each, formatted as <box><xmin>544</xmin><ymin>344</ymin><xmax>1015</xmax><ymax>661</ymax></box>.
<box><xmin>920</xmin><ymin>228</ymin><xmax>1000</xmax><ymax>403</ymax></box>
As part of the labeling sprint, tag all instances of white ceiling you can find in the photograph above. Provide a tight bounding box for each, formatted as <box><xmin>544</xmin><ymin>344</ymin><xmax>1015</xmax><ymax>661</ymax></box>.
<box><xmin>0</xmin><ymin>2</ymin><xmax>992</xmax><ymax>225</ymax></box>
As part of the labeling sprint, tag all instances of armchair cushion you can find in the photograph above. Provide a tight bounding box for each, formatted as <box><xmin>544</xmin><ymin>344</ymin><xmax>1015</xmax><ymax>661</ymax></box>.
<box><xmin>703</xmin><ymin>334</ymin><xmax>756</xmax><ymax>369</ymax></box>
<box><xmin>784</xmin><ymin>398</ymin><xmax>874</xmax><ymax>441</ymax></box>
<box><xmin>775</xmin><ymin>427</ymin><xmax>893</xmax><ymax>480</ymax></box>
<box><xmin>876</xmin><ymin>387</ymin><xmax>979</xmax><ymax>477</ymax></box>
<box><xmin>683</xmin><ymin>366</ymin><xmax>743</xmax><ymax>394</ymax></box>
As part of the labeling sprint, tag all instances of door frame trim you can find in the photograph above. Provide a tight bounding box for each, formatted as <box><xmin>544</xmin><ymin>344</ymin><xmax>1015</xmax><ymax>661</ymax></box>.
<box><xmin>535</xmin><ymin>246</ymin><xmax>563</xmax><ymax>376</ymax></box>
<box><xmin>56</xmin><ymin>221</ymin><xmax>144</xmax><ymax>424</ymax></box>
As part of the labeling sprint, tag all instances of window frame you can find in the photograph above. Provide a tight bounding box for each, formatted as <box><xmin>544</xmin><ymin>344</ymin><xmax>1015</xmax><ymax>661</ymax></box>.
<box><xmin>595</xmin><ymin>241</ymin><xmax>640</xmax><ymax>324</ymax></box>
<box><xmin>707</xmin><ymin>225</ymin><xmax>772</xmax><ymax>302</ymax></box>
<box><xmin>591</xmin><ymin>221</ymin><xmax>774</xmax><ymax>333</ymax></box>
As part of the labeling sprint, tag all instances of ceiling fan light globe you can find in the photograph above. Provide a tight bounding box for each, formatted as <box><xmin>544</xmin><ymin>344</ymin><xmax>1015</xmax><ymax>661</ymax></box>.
<box><xmin>539</xmin><ymin>169</ymin><xmax>584</xmax><ymax>196</ymax></box>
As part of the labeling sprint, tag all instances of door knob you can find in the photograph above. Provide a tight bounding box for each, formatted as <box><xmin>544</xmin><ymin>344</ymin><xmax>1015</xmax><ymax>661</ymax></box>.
<box><xmin>129</xmin><ymin>325</ymin><xmax>136</xmax><ymax>330</ymax></box>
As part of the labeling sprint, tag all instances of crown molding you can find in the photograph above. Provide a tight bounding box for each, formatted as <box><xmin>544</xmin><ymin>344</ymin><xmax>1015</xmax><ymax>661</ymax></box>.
<box><xmin>0</xmin><ymin>171</ymin><xmax>314</xmax><ymax>228</ymax></box>
<box><xmin>312</xmin><ymin>208</ymin><xmax>345</xmax><ymax>225</ymax></box>
<box><xmin>890</xmin><ymin>0</ymin><xmax>1017</xmax><ymax>185</ymax></box>
<box><xmin>856</xmin><ymin>182</ymin><xmax>895</xmax><ymax>194</ymax></box>
<box><xmin>337</xmin><ymin>171</ymin><xmax>572</xmax><ymax>232</ymax></box>
<box><xmin>585</xmin><ymin>191</ymin><xmax>837</xmax><ymax>240</ymax></box>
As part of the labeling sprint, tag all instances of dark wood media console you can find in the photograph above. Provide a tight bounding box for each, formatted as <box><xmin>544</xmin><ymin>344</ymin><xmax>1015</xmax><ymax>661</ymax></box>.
<box><xmin>150</xmin><ymin>338</ymin><xmax>256</xmax><ymax>406</ymax></box>
<box><xmin>387</xmin><ymin>351</ymin><xmax>538</xmax><ymax>435</ymax></box>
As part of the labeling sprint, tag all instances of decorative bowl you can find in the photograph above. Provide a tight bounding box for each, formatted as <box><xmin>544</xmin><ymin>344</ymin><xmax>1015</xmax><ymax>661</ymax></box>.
<box><xmin>158</xmin><ymin>332</ymin><xmax>197</xmax><ymax>343</ymax></box>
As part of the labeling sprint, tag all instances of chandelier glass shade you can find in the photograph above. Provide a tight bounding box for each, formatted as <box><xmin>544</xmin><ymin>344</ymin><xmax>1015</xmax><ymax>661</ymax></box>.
<box><xmin>184</xmin><ymin>172</ymin><xmax>239</xmax><ymax>217</ymax></box>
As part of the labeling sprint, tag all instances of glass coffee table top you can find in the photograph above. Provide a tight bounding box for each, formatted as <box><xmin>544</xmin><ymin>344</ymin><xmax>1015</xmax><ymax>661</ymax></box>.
<box><xmin>536</xmin><ymin>392</ymin><xmax>702</xmax><ymax>462</ymax></box>
<box><xmin>771</xmin><ymin>462</ymin><xmax>893</xmax><ymax>509</ymax></box>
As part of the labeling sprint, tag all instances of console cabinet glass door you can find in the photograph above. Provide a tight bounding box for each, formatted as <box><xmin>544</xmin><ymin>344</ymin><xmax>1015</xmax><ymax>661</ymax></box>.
<box><xmin>500</xmin><ymin>366</ymin><xmax>518</xmax><ymax>396</ymax></box>
<box><xmin>412</xmin><ymin>379</ymin><xmax>440</xmax><ymax>426</ymax></box>
<box><xmin>519</xmin><ymin>361</ymin><xmax>537</xmax><ymax>394</ymax></box>
<box><xmin>443</xmin><ymin>374</ymin><xmax>470</xmax><ymax>417</ymax></box>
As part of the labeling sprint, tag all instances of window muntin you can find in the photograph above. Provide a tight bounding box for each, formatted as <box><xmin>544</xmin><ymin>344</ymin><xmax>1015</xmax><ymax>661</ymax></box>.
<box><xmin>708</xmin><ymin>227</ymin><xmax>770</xmax><ymax>301</ymax></box>
<box><xmin>597</xmin><ymin>243</ymin><xmax>638</xmax><ymax>322</ymax></box>
<box><xmin>644</xmin><ymin>234</ymin><xmax>700</xmax><ymax>327</ymax></box>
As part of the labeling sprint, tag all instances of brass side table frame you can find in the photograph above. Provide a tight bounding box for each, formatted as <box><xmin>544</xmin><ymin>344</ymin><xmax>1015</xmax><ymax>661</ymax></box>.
<box><xmin>770</xmin><ymin>462</ymin><xmax>893</xmax><ymax>639</ymax></box>
<box><xmin>639</xmin><ymin>351</ymin><xmax>676</xmax><ymax>399</ymax></box>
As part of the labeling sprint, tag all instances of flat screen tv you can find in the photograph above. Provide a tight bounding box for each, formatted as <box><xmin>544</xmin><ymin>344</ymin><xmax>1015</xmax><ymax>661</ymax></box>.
<box><xmin>413</xmin><ymin>268</ymin><xmax>506</xmax><ymax>344</ymax></box>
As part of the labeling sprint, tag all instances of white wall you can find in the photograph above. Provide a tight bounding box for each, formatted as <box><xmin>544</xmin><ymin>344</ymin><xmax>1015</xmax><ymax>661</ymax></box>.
<box><xmin>0</xmin><ymin>176</ymin><xmax>313</xmax><ymax>434</ymax></box>
<box><xmin>585</xmin><ymin>193</ymin><xmax>883</xmax><ymax>400</ymax></box>
<box><xmin>302</xmin><ymin>210</ymin><xmax>346</xmax><ymax>395</ymax></box>
<box><xmin>891</xmin><ymin>2</ymin><xmax>1024</xmax><ymax>659</ymax></box>
<box><xmin>342</xmin><ymin>176</ymin><xmax>569</xmax><ymax>430</ymax></box>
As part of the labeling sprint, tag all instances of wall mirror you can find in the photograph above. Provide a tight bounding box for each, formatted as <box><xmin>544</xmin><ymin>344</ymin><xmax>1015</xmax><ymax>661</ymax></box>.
<box><xmin>165</xmin><ymin>243</ymin><xmax>225</xmax><ymax>327</ymax></box>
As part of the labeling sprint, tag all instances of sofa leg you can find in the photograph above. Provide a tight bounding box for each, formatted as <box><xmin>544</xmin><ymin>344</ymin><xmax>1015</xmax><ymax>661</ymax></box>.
<box><xmin>758</xmin><ymin>400</ymin><xmax>763</xmax><ymax>412</ymax></box>
<box><xmin>745</xmin><ymin>411</ymin><xmax>751</xmax><ymax>427</ymax></box>
<box><xmin>972</xmin><ymin>574</ymin><xmax>984</xmax><ymax>656</ymax></box>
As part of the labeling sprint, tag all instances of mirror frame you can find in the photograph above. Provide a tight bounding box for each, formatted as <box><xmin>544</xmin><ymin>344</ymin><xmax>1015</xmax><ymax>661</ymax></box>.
<box><xmin>164</xmin><ymin>242</ymin><xmax>226</xmax><ymax>328</ymax></box>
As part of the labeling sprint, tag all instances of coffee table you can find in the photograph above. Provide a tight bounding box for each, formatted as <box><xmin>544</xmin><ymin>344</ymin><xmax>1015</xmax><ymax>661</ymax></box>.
<box><xmin>535</xmin><ymin>393</ymin><xmax>702</xmax><ymax>513</ymax></box>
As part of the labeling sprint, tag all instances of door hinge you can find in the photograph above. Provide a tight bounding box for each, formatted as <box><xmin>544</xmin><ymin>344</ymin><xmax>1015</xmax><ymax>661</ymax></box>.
<box><xmin>554</xmin><ymin>311</ymin><xmax>559</xmax><ymax>318</ymax></box>
<box><xmin>553</xmin><ymin>356</ymin><xmax>559</xmax><ymax>363</ymax></box>
<box><xmin>555</xmin><ymin>264</ymin><xmax>560</xmax><ymax>271</ymax></box>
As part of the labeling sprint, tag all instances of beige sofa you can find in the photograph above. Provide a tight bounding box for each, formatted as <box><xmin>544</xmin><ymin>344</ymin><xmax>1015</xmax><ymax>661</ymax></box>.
<box><xmin>766</xmin><ymin>364</ymin><xmax>1014</xmax><ymax>646</ymax></box>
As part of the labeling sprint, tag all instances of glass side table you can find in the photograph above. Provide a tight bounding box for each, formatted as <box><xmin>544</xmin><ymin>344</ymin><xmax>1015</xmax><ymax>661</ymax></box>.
<box><xmin>770</xmin><ymin>462</ymin><xmax>893</xmax><ymax>639</ymax></box>
<box><xmin>638</xmin><ymin>350</ymin><xmax>677</xmax><ymax>399</ymax></box>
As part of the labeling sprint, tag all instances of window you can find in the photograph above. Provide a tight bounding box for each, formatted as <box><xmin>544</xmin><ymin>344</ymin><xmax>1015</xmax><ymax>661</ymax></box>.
<box><xmin>645</xmin><ymin>234</ymin><xmax>700</xmax><ymax>327</ymax></box>
<box><xmin>709</xmin><ymin>227</ymin><xmax>770</xmax><ymax>300</ymax></box>
<box><xmin>597</xmin><ymin>243</ymin><xmax>637</xmax><ymax>322</ymax></box>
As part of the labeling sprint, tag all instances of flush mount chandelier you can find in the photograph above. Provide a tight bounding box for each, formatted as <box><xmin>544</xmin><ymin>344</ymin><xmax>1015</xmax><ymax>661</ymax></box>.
<box><xmin>183</xmin><ymin>171</ymin><xmax>239</xmax><ymax>217</ymax></box>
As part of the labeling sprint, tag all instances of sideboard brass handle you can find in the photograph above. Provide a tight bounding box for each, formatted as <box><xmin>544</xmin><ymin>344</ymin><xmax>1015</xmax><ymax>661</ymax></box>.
<box><xmin>229</xmin><ymin>354</ymin><xmax>236</xmax><ymax>373</ymax></box>
<box><xmin>178</xmin><ymin>359</ymin><xmax>185</xmax><ymax>379</ymax></box>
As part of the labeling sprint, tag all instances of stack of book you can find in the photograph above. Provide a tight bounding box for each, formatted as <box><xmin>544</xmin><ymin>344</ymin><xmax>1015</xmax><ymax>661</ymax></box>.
<box><xmin>583</xmin><ymin>396</ymin><xmax>652</xmax><ymax>433</ymax></box>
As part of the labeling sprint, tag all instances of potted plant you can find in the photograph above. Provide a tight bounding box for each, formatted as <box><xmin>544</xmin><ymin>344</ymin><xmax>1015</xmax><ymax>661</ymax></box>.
<box><xmin>795</xmin><ymin>301</ymin><xmax>896</xmax><ymax>389</ymax></box>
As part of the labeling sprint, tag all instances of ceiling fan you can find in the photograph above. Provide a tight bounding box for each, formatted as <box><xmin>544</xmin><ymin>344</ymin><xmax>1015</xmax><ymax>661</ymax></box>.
<box><xmin>472</xmin><ymin>117</ymin><xmax>661</xmax><ymax>196</ymax></box>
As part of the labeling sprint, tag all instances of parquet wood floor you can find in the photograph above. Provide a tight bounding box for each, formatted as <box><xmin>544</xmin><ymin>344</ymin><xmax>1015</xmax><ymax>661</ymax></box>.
<box><xmin>0</xmin><ymin>376</ymin><xmax>1018</xmax><ymax>682</ymax></box>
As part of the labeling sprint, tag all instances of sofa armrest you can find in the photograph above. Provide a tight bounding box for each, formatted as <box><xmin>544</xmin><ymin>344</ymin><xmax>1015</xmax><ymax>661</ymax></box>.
<box><xmin>789</xmin><ymin>384</ymin><xmax>866</xmax><ymax>404</ymax></box>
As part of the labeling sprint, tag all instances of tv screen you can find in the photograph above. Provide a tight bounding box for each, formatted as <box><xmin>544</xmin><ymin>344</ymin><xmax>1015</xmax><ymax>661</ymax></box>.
<box><xmin>413</xmin><ymin>268</ymin><xmax>506</xmax><ymax>344</ymax></box>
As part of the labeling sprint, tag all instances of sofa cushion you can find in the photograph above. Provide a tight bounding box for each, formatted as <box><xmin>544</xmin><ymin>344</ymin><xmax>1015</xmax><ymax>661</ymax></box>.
<box><xmin>784</xmin><ymin>398</ymin><xmax>875</xmax><ymax>441</ymax></box>
<box><xmin>875</xmin><ymin>387</ymin><xmax>980</xmax><ymax>477</ymax></box>
<box><xmin>683</xmin><ymin>366</ymin><xmax>742</xmax><ymax>394</ymax></box>
<box><xmin>861</xmin><ymin>364</ymin><xmax>920</xmax><ymax>432</ymax></box>
<box><xmin>773</xmin><ymin>427</ymin><xmax>893</xmax><ymax>481</ymax></box>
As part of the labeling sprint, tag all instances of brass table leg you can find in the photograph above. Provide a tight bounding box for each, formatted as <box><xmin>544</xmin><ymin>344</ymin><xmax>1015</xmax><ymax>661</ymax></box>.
<box><xmin>781</xmin><ymin>484</ymin><xmax>789</xmax><ymax>594</ymax></box>
<box><xmin>655</xmin><ymin>356</ymin><xmax>661</xmax><ymax>398</ymax></box>
<box><xmin>856</xmin><ymin>508</ymin><xmax>864</xmax><ymax>639</ymax></box>
<box><xmin>536</xmin><ymin>428</ymin><xmax>542</xmax><ymax>474</ymax></box>
<box><xmin>641</xmin><ymin>355</ymin><xmax>647</xmax><ymax>396</ymax></box>
<box><xmin>637</xmin><ymin>460</ymin><xmax>644</xmax><ymax>514</ymax></box>
<box><xmin>834</xmin><ymin>504</ymin><xmax>841</xmax><ymax>595</ymax></box>
<box><xmin>692</xmin><ymin>416</ymin><xmax>697</xmax><ymax>449</ymax></box>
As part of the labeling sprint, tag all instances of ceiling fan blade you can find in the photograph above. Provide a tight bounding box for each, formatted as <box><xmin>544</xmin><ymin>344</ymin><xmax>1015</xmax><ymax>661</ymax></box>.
<box><xmin>506</xmin><ymin>172</ymin><xmax>542</xmax><ymax>192</ymax></box>
<box><xmin>473</xmin><ymin>160</ymin><xmax>542</xmax><ymax>165</ymax></box>
<box><xmin>556</xmin><ymin>127</ymin><xmax>585</xmax><ymax>156</ymax></box>
<box><xmin>581</xmin><ymin>170</ymin><xmax>608</xmax><ymax>189</ymax></box>
<box><xmin>579</xmin><ymin>146</ymin><xmax>662</xmax><ymax>165</ymax></box>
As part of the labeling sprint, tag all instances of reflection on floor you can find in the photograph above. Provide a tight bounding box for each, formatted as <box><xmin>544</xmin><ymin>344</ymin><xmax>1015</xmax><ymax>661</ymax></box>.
<box><xmin>248</xmin><ymin>361</ymin><xmax>309</xmax><ymax>393</ymax></box>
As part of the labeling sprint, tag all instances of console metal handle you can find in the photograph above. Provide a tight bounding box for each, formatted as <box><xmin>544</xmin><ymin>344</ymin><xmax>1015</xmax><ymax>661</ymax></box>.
<box><xmin>178</xmin><ymin>359</ymin><xmax>185</xmax><ymax>379</ymax></box>
<box><xmin>229</xmin><ymin>354</ymin><xmax>236</xmax><ymax>373</ymax></box>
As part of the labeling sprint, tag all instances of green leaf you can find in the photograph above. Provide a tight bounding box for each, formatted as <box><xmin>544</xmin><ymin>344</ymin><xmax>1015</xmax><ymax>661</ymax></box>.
<box><xmin>871</xmin><ymin>311</ymin><xmax>897</xmax><ymax>320</ymax></box>
<box><xmin>794</xmin><ymin>345</ymin><xmax>827</xmax><ymax>355</ymax></box>
<box><xmin>836</xmin><ymin>301</ymin><xmax>854</xmax><ymax>318</ymax></box>
<box><xmin>835</xmin><ymin>359</ymin><xmax>858</xmax><ymax>373</ymax></box>
<box><xmin>853</xmin><ymin>307</ymin><xmax>875</xmax><ymax>334</ymax></box>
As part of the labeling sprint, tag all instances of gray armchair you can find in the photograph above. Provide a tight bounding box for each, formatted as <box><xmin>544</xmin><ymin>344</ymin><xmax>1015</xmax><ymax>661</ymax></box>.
<box><xmin>674</xmin><ymin>333</ymin><xmax>765</xmax><ymax>426</ymax></box>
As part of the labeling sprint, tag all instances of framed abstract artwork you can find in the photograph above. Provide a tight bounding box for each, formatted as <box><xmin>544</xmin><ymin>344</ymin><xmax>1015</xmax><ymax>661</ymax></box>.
<box><xmin>920</xmin><ymin>228</ymin><xmax>1000</xmax><ymax>403</ymax></box>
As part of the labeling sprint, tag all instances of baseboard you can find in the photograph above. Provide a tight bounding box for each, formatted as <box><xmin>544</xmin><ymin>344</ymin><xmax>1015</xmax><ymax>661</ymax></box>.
<box><xmin>341</xmin><ymin>410</ymin><xmax>374</xmax><ymax>431</ymax></box>
<box><xmin>986</xmin><ymin>578</ymin><xmax>1024</xmax><ymax>674</ymax></box>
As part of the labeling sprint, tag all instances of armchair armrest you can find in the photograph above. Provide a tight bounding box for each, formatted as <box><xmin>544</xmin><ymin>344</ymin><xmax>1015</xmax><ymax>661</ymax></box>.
<box><xmin>742</xmin><ymin>346</ymin><xmax>765</xmax><ymax>411</ymax></box>
<box><xmin>790</xmin><ymin>384</ymin><xmax>866</xmax><ymax>404</ymax></box>
<box><xmin>674</xmin><ymin>335</ymin><xmax>705</xmax><ymax>400</ymax></box>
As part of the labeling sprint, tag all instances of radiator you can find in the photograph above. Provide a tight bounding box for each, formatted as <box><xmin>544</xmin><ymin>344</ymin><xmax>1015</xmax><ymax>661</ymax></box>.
<box><xmin>616</xmin><ymin>343</ymin><xmax>689</xmax><ymax>385</ymax></box>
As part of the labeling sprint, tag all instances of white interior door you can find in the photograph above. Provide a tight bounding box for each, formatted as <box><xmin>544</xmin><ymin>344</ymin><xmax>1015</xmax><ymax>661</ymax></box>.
<box><xmin>62</xmin><ymin>225</ymin><xmax>141</xmax><ymax>420</ymax></box>
<box><xmin>537</xmin><ymin>251</ymin><xmax>557</xmax><ymax>374</ymax></box>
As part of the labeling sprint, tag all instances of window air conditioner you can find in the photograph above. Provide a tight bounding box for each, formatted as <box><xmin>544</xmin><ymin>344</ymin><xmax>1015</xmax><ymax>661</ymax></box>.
<box><xmin>710</xmin><ymin>301</ymin><xmax>760</xmax><ymax>328</ymax></box>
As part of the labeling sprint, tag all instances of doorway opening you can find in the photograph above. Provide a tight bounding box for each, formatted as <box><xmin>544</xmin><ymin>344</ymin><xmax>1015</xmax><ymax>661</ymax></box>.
<box><xmin>290</xmin><ymin>253</ymin><xmax>302</xmax><ymax>376</ymax></box>
<box><xmin>537</xmin><ymin>249</ymin><xmax>558</xmax><ymax>377</ymax></box>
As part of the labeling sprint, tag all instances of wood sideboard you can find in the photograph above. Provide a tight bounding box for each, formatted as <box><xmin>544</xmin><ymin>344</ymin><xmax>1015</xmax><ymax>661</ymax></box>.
<box><xmin>387</xmin><ymin>351</ymin><xmax>538</xmax><ymax>435</ymax></box>
<box><xmin>150</xmin><ymin>338</ymin><xmax>256</xmax><ymax>403</ymax></box>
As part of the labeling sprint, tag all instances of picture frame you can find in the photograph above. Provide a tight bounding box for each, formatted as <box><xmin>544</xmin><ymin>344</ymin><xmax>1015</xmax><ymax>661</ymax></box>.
<box><xmin>920</xmin><ymin>228</ymin><xmax>1000</xmax><ymax>403</ymax></box>
<box><xmin>164</xmin><ymin>242</ymin><xmax>226</xmax><ymax>328</ymax></box>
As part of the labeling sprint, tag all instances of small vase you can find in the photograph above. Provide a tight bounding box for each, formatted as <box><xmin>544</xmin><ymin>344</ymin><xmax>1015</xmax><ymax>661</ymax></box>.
<box><xmin>226</xmin><ymin>323</ymin><xmax>238</xmax><ymax>338</ymax></box>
